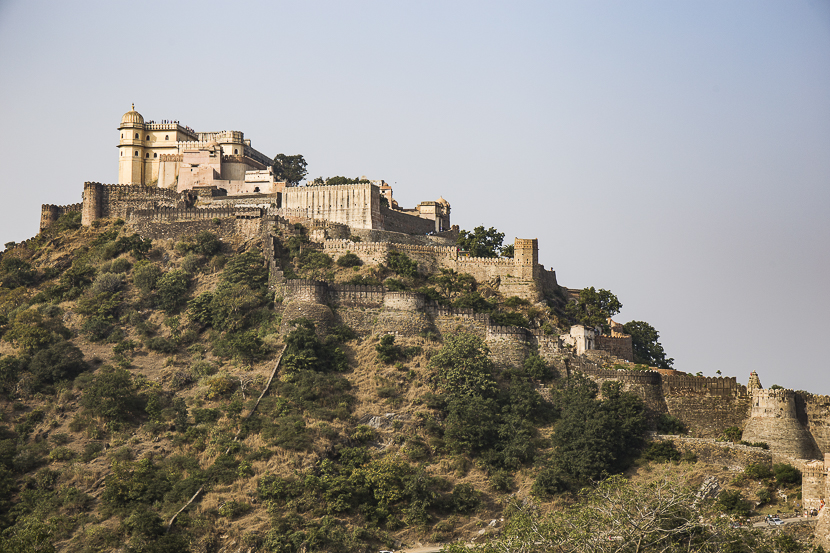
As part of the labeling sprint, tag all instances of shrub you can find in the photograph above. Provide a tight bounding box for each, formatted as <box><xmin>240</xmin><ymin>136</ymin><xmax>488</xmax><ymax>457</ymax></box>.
<box><xmin>0</xmin><ymin>257</ymin><xmax>37</xmax><ymax>289</ymax></box>
<box><xmin>80</xmin><ymin>365</ymin><xmax>143</xmax><ymax>422</ymax></box>
<box><xmin>451</xmin><ymin>483</ymin><xmax>481</xmax><ymax>513</ymax></box>
<box><xmin>744</xmin><ymin>463</ymin><xmax>773</xmax><ymax>480</ymax></box>
<box><xmin>772</xmin><ymin>463</ymin><xmax>802</xmax><ymax>485</ymax></box>
<box><xmin>720</xmin><ymin>426</ymin><xmax>742</xmax><ymax>443</ymax></box>
<box><xmin>48</xmin><ymin>446</ymin><xmax>76</xmax><ymax>462</ymax></box>
<box><xmin>132</xmin><ymin>261</ymin><xmax>162</xmax><ymax>294</ymax></box>
<box><xmin>29</xmin><ymin>340</ymin><xmax>88</xmax><ymax>385</ymax></box>
<box><xmin>716</xmin><ymin>489</ymin><xmax>751</xmax><ymax>516</ymax></box>
<box><xmin>218</xmin><ymin>500</ymin><xmax>252</xmax><ymax>519</ymax></box>
<box><xmin>384</xmin><ymin>278</ymin><xmax>407</xmax><ymax>291</ymax></box>
<box><xmin>205</xmin><ymin>375</ymin><xmax>236</xmax><ymax>399</ymax></box>
<box><xmin>388</xmin><ymin>251</ymin><xmax>418</xmax><ymax>278</ymax></box>
<box><xmin>155</xmin><ymin>269</ymin><xmax>190</xmax><ymax>313</ymax></box>
<box><xmin>642</xmin><ymin>441</ymin><xmax>681</xmax><ymax>462</ymax></box>
<box><xmin>336</xmin><ymin>252</ymin><xmax>362</xmax><ymax>267</ymax></box>
<box><xmin>91</xmin><ymin>272</ymin><xmax>124</xmax><ymax>295</ymax></box>
<box><xmin>655</xmin><ymin>414</ymin><xmax>687</xmax><ymax>435</ymax></box>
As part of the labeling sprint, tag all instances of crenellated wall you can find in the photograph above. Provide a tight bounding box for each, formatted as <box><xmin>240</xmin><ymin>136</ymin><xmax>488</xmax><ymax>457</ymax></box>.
<box><xmin>40</xmin><ymin>202</ymin><xmax>83</xmax><ymax>230</ymax></box>
<box><xmin>743</xmin><ymin>388</ymin><xmax>822</xmax><ymax>460</ymax></box>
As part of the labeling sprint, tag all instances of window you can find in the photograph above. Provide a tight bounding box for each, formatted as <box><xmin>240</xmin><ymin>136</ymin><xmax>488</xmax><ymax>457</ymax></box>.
<box><xmin>146</xmin><ymin>153</ymin><xmax>150</xmax><ymax>158</ymax></box>
<box><xmin>165</xmin><ymin>135</ymin><xmax>169</xmax><ymax>140</ymax></box>
<box><xmin>135</xmin><ymin>151</ymin><xmax>139</xmax><ymax>156</ymax></box>
<box><xmin>120</xmin><ymin>152</ymin><xmax>123</xmax><ymax>156</ymax></box>
<box><xmin>135</xmin><ymin>133</ymin><xmax>139</xmax><ymax>139</ymax></box>
<box><xmin>154</xmin><ymin>153</ymin><xmax>158</xmax><ymax>158</ymax></box>
<box><xmin>234</xmin><ymin>148</ymin><xmax>238</xmax><ymax>155</ymax></box>
<box><xmin>254</xmin><ymin>187</ymin><xmax>260</xmax><ymax>192</ymax></box>
<box><xmin>121</xmin><ymin>133</ymin><xmax>123</xmax><ymax>138</ymax></box>
<box><xmin>146</xmin><ymin>135</ymin><xmax>150</xmax><ymax>140</ymax></box>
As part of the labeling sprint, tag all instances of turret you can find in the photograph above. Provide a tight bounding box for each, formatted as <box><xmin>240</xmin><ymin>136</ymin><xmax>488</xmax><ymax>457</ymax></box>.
<box><xmin>741</xmin><ymin>385</ymin><xmax>821</xmax><ymax>460</ymax></box>
<box><xmin>118</xmin><ymin>104</ymin><xmax>145</xmax><ymax>184</ymax></box>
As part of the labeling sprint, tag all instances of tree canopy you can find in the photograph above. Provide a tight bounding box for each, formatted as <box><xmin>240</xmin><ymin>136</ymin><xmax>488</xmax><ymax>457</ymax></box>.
<box><xmin>565</xmin><ymin>286</ymin><xmax>622</xmax><ymax>330</ymax></box>
<box><xmin>456</xmin><ymin>226</ymin><xmax>507</xmax><ymax>258</ymax></box>
<box><xmin>622</xmin><ymin>320</ymin><xmax>674</xmax><ymax>370</ymax></box>
<box><xmin>272</xmin><ymin>154</ymin><xmax>308</xmax><ymax>186</ymax></box>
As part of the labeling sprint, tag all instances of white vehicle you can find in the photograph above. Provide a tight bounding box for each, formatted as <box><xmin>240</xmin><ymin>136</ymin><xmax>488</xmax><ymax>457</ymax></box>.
<box><xmin>769</xmin><ymin>516</ymin><xmax>785</xmax><ymax>526</ymax></box>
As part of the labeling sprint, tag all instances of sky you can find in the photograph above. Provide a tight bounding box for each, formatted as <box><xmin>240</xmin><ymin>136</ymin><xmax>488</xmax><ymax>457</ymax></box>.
<box><xmin>0</xmin><ymin>0</ymin><xmax>828</xmax><ymax>393</ymax></box>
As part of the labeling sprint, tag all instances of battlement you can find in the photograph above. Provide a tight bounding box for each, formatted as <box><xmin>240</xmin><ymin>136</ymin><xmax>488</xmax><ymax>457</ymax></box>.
<box><xmin>126</xmin><ymin>206</ymin><xmax>262</xmax><ymax>223</ymax></box>
<box><xmin>753</xmin><ymin>388</ymin><xmax>798</xmax><ymax>401</ymax></box>
<box><xmin>456</xmin><ymin>256</ymin><xmax>513</xmax><ymax>265</ymax></box>
<box><xmin>40</xmin><ymin>202</ymin><xmax>82</xmax><ymax>230</ymax></box>
<box><xmin>160</xmin><ymin>154</ymin><xmax>183</xmax><ymax>162</ymax></box>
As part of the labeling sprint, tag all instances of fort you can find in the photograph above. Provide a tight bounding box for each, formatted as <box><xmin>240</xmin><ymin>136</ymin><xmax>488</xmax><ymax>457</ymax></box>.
<box><xmin>35</xmin><ymin>107</ymin><xmax>830</xmax><ymax>520</ymax></box>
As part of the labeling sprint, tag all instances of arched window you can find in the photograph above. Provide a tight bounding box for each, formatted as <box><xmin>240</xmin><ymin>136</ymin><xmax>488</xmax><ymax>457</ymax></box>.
<box><xmin>254</xmin><ymin>186</ymin><xmax>260</xmax><ymax>193</ymax></box>
<box><xmin>154</xmin><ymin>153</ymin><xmax>158</xmax><ymax>158</ymax></box>
<box><xmin>234</xmin><ymin>148</ymin><xmax>238</xmax><ymax>155</ymax></box>
<box><xmin>121</xmin><ymin>133</ymin><xmax>123</xmax><ymax>139</ymax></box>
<box><xmin>135</xmin><ymin>133</ymin><xmax>139</xmax><ymax>139</ymax></box>
<box><xmin>146</xmin><ymin>153</ymin><xmax>150</xmax><ymax>158</ymax></box>
<box><xmin>165</xmin><ymin>135</ymin><xmax>169</xmax><ymax>140</ymax></box>
<box><xmin>120</xmin><ymin>151</ymin><xmax>123</xmax><ymax>156</ymax></box>
<box><xmin>146</xmin><ymin>135</ymin><xmax>150</xmax><ymax>140</ymax></box>
<box><xmin>135</xmin><ymin>151</ymin><xmax>139</xmax><ymax>156</ymax></box>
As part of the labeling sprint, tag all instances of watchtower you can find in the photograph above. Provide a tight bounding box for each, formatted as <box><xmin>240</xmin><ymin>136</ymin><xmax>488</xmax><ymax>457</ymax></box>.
<box><xmin>118</xmin><ymin>104</ymin><xmax>145</xmax><ymax>185</ymax></box>
<box><xmin>513</xmin><ymin>238</ymin><xmax>538</xmax><ymax>280</ymax></box>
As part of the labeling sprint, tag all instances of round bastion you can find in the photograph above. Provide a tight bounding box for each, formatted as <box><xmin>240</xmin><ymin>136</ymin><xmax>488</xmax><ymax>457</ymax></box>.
<box><xmin>742</xmin><ymin>388</ymin><xmax>821</xmax><ymax>460</ymax></box>
<box><xmin>383</xmin><ymin>291</ymin><xmax>424</xmax><ymax>311</ymax></box>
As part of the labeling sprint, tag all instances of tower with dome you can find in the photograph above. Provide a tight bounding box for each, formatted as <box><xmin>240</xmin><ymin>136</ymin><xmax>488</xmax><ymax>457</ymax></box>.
<box><xmin>116</xmin><ymin>105</ymin><xmax>276</xmax><ymax>194</ymax></box>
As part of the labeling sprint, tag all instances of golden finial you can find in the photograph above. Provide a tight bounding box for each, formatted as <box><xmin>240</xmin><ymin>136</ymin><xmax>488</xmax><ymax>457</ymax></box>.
<box><xmin>131</xmin><ymin>103</ymin><xmax>135</xmax><ymax>111</ymax></box>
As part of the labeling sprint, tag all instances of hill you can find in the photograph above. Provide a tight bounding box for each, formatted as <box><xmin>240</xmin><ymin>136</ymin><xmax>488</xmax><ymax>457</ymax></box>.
<box><xmin>0</xmin><ymin>213</ymin><xmax>824</xmax><ymax>552</ymax></box>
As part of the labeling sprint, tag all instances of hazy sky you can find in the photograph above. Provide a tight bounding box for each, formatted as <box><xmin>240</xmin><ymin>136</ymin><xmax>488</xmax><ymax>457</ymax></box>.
<box><xmin>1</xmin><ymin>1</ymin><xmax>828</xmax><ymax>392</ymax></box>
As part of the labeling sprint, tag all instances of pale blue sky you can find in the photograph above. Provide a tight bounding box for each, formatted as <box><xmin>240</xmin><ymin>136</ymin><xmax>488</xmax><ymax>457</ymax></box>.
<box><xmin>1</xmin><ymin>1</ymin><xmax>828</xmax><ymax>392</ymax></box>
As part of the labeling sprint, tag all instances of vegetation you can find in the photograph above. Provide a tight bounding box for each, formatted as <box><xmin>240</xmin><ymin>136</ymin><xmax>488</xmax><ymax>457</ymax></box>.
<box><xmin>0</xmin><ymin>215</ymin><xmax>818</xmax><ymax>553</ymax></box>
<box><xmin>565</xmin><ymin>286</ymin><xmax>622</xmax><ymax>330</ymax></box>
<box><xmin>272</xmin><ymin>153</ymin><xmax>308</xmax><ymax>185</ymax></box>
<box><xmin>622</xmin><ymin>320</ymin><xmax>674</xmax><ymax>370</ymax></box>
<box><xmin>456</xmin><ymin>226</ymin><xmax>506</xmax><ymax>258</ymax></box>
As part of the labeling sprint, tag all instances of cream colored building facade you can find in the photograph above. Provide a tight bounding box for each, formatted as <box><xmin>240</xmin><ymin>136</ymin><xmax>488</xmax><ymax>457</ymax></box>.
<box><xmin>117</xmin><ymin>105</ymin><xmax>278</xmax><ymax>195</ymax></box>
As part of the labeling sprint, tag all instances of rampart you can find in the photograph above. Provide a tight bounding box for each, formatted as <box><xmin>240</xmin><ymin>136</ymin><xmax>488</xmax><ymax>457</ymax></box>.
<box><xmin>595</xmin><ymin>334</ymin><xmax>634</xmax><ymax>362</ymax></box>
<box><xmin>380</xmin><ymin>204</ymin><xmax>436</xmax><ymax>234</ymax></box>
<box><xmin>81</xmin><ymin>182</ymin><xmax>184</xmax><ymax>226</ymax></box>
<box><xmin>125</xmin><ymin>206</ymin><xmax>264</xmax><ymax>246</ymax></box>
<box><xmin>743</xmin><ymin>388</ymin><xmax>822</xmax><ymax>460</ymax></box>
<box><xmin>653</xmin><ymin>435</ymin><xmax>773</xmax><ymax>470</ymax></box>
<box><xmin>40</xmin><ymin>202</ymin><xmax>82</xmax><ymax>230</ymax></box>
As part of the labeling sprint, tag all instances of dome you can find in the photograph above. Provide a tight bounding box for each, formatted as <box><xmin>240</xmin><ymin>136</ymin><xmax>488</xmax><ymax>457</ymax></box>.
<box><xmin>206</xmin><ymin>140</ymin><xmax>220</xmax><ymax>152</ymax></box>
<box><xmin>436</xmin><ymin>196</ymin><xmax>449</xmax><ymax>206</ymax></box>
<box><xmin>120</xmin><ymin>104</ymin><xmax>144</xmax><ymax>126</ymax></box>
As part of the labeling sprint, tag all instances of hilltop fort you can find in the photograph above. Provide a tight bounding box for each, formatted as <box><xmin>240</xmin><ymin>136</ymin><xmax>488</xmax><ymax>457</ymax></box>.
<box><xmin>34</xmin><ymin>107</ymin><xmax>830</xmax><ymax>540</ymax></box>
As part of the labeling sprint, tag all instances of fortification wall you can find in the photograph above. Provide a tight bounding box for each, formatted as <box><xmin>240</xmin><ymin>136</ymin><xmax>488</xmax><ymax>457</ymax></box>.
<box><xmin>595</xmin><ymin>335</ymin><xmax>634</xmax><ymax>362</ymax></box>
<box><xmin>329</xmin><ymin>284</ymin><xmax>385</xmax><ymax>307</ymax></box>
<box><xmin>653</xmin><ymin>435</ymin><xmax>772</xmax><ymax>471</ymax></box>
<box><xmin>743</xmin><ymin>389</ymin><xmax>823</xmax><ymax>460</ymax></box>
<box><xmin>125</xmin><ymin>207</ymin><xmax>264</xmax><ymax>246</ymax></box>
<box><xmin>283</xmin><ymin>183</ymin><xmax>380</xmax><ymax>230</ymax></box>
<box><xmin>380</xmin><ymin>205</ymin><xmax>436</xmax><ymax>234</ymax></box>
<box><xmin>800</xmin><ymin>393</ymin><xmax>830</xmax><ymax>454</ymax></box>
<box><xmin>82</xmin><ymin>182</ymin><xmax>184</xmax><ymax>226</ymax></box>
<box><xmin>349</xmin><ymin>228</ymin><xmax>455</xmax><ymax>246</ymax></box>
<box><xmin>802</xmin><ymin>460</ymin><xmax>827</xmax><ymax>511</ymax></box>
<box><xmin>40</xmin><ymin>202</ymin><xmax>82</xmax><ymax>230</ymax></box>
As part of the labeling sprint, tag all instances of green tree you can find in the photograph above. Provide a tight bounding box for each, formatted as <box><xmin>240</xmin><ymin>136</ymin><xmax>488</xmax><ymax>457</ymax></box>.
<box><xmin>155</xmin><ymin>269</ymin><xmax>190</xmax><ymax>314</ymax></box>
<box><xmin>542</xmin><ymin>376</ymin><xmax>646</xmax><ymax>490</ymax></box>
<box><xmin>565</xmin><ymin>287</ymin><xmax>622</xmax><ymax>329</ymax></box>
<box><xmin>0</xmin><ymin>257</ymin><xmax>37</xmax><ymax>289</ymax></box>
<box><xmin>622</xmin><ymin>320</ymin><xmax>674</xmax><ymax>370</ymax></box>
<box><xmin>80</xmin><ymin>365</ymin><xmax>143</xmax><ymax>422</ymax></box>
<box><xmin>456</xmin><ymin>226</ymin><xmax>505</xmax><ymax>258</ymax></box>
<box><xmin>428</xmin><ymin>333</ymin><xmax>497</xmax><ymax>399</ymax></box>
<box><xmin>272</xmin><ymin>154</ymin><xmax>308</xmax><ymax>185</ymax></box>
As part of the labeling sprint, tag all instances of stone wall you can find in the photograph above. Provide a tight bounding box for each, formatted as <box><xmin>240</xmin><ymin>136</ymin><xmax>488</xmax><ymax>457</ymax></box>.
<box><xmin>380</xmin><ymin>204</ymin><xmax>436</xmax><ymax>234</ymax></box>
<box><xmin>81</xmin><ymin>182</ymin><xmax>184</xmax><ymax>226</ymax></box>
<box><xmin>743</xmin><ymin>388</ymin><xmax>822</xmax><ymax>460</ymax></box>
<box><xmin>653</xmin><ymin>435</ymin><xmax>772</xmax><ymax>471</ymax></box>
<box><xmin>595</xmin><ymin>335</ymin><xmax>634</xmax><ymax>362</ymax></box>
<box><xmin>800</xmin><ymin>393</ymin><xmax>830</xmax><ymax>454</ymax></box>
<box><xmin>282</xmin><ymin>183</ymin><xmax>381</xmax><ymax>230</ymax></box>
<box><xmin>125</xmin><ymin>207</ymin><xmax>264</xmax><ymax>248</ymax></box>
<box><xmin>40</xmin><ymin>202</ymin><xmax>83</xmax><ymax>230</ymax></box>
